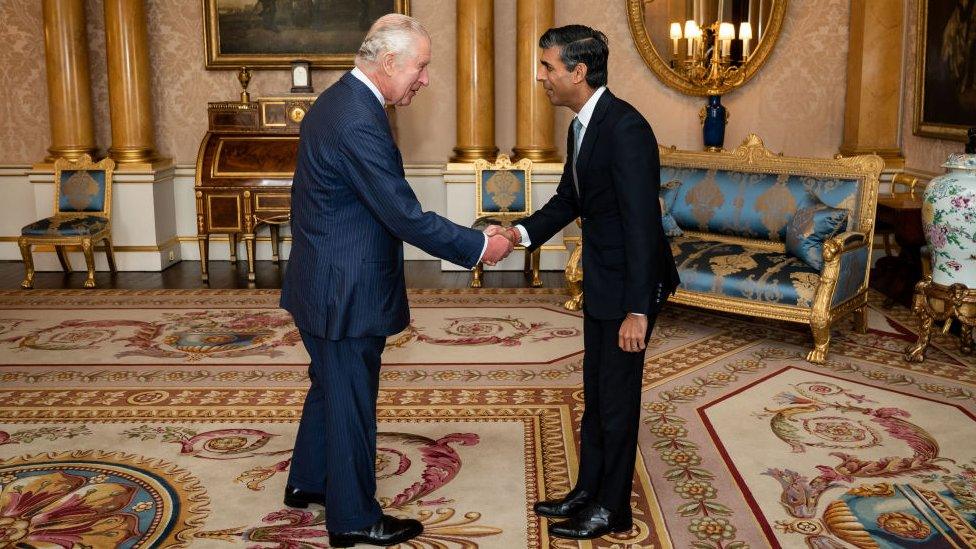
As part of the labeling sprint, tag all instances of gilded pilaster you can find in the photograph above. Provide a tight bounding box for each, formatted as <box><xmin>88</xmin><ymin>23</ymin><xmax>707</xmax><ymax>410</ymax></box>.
<box><xmin>103</xmin><ymin>0</ymin><xmax>164</xmax><ymax>167</ymax></box>
<box><xmin>42</xmin><ymin>0</ymin><xmax>97</xmax><ymax>162</ymax></box>
<box><xmin>512</xmin><ymin>0</ymin><xmax>560</xmax><ymax>163</ymax></box>
<box><xmin>451</xmin><ymin>0</ymin><xmax>498</xmax><ymax>163</ymax></box>
<box><xmin>840</xmin><ymin>0</ymin><xmax>905</xmax><ymax>168</ymax></box>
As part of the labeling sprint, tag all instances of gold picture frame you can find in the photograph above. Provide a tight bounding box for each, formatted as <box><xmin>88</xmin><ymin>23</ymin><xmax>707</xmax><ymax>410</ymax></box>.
<box><xmin>203</xmin><ymin>0</ymin><xmax>410</xmax><ymax>70</ymax></box>
<box><xmin>912</xmin><ymin>0</ymin><xmax>975</xmax><ymax>142</ymax></box>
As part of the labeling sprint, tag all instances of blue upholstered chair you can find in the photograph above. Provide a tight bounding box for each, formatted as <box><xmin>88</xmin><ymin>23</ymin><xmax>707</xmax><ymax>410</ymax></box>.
<box><xmin>19</xmin><ymin>154</ymin><xmax>117</xmax><ymax>289</ymax></box>
<box><xmin>469</xmin><ymin>154</ymin><xmax>541</xmax><ymax>288</ymax></box>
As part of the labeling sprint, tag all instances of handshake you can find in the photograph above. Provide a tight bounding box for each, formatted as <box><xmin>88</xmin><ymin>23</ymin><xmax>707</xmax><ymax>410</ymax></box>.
<box><xmin>480</xmin><ymin>224</ymin><xmax>522</xmax><ymax>266</ymax></box>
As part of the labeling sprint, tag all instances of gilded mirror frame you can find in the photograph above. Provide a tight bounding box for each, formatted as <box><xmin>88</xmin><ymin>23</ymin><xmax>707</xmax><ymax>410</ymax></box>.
<box><xmin>626</xmin><ymin>0</ymin><xmax>789</xmax><ymax>96</ymax></box>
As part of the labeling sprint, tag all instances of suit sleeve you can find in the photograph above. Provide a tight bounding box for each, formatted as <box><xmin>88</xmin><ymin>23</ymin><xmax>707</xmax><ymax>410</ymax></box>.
<box><xmin>337</xmin><ymin>119</ymin><xmax>485</xmax><ymax>269</ymax></box>
<box><xmin>518</xmin><ymin>158</ymin><xmax>579</xmax><ymax>252</ymax></box>
<box><xmin>611</xmin><ymin>112</ymin><xmax>662</xmax><ymax>314</ymax></box>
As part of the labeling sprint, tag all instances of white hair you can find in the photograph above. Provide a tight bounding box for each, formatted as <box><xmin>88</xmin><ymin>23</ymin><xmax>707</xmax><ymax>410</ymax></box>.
<box><xmin>355</xmin><ymin>13</ymin><xmax>429</xmax><ymax>66</ymax></box>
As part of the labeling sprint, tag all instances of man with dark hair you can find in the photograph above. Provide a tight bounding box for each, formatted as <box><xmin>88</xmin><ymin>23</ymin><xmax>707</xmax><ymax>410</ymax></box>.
<box><xmin>488</xmin><ymin>24</ymin><xmax>679</xmax><ymax>540</ymax></box>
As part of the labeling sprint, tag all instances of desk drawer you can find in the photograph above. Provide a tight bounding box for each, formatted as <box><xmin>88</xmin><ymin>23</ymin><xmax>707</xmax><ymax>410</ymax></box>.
<box><xmin>254</xmin><ymin>193</ymin><xmax>291</xmax><ymax>212</ymax></box>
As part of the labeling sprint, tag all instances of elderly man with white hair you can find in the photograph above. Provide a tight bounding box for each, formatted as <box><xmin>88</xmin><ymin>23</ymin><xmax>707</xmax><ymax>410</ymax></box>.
<box><xmin>279</xmin><ymin>13</ymin><xmax>513</xmax><ymax>547</ymax></box>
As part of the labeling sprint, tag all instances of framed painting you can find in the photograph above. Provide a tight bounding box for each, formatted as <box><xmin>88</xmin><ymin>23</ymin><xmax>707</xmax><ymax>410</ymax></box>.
<box><xmin>203</xmin><ymin>0</ymin><xmax>411</xmax><ymax>69</ymax></box>
<box><xmin>913</xmin><ymin>0</ymin><xmax>976</xmax><ymax>141</ymax></box>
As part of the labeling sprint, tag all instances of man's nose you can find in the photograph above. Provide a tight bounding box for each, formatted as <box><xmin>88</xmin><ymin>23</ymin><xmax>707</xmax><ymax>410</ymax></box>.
<box><xmin>420</xmin><ymin>68</ymin><xmax>430</xmax><ymax>86</ymax></box>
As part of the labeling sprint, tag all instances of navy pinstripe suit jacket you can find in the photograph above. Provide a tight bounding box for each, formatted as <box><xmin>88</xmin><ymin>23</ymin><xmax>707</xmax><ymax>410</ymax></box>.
<box><xmin>281</xmin><ymin>73</ymin><xmax>484</xmax><ymax>340</ymax></box>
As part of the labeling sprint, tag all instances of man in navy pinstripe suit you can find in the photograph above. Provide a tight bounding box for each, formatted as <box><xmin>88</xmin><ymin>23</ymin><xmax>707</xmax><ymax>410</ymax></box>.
<box><xmin>279</xmin><ymin>14</ymin><xmax>513</xmax><ymax>547</ymax></box>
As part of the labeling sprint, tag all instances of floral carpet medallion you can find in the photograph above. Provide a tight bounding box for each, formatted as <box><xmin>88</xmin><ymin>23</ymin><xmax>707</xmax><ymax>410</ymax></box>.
<box><xmin>1</xmin><ymin>288</ymin><xmax>973</xmax><ymax>548</ymax></box>
<box><xmin>0</xmin><ymin>451</ymin><xmax>208</xmax><ymax>548</ymax></box>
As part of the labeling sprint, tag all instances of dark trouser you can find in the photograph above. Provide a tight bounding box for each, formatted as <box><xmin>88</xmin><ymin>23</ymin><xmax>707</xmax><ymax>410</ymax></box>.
<box><xmin>575</xmin><ymin>311</ymin><xmax>656</xmax><ymax>516</ymax></box>
<box><xmin>288</xmin><ymin>329</ymin><xmax>386</xmax><ymax>532</ymax></box>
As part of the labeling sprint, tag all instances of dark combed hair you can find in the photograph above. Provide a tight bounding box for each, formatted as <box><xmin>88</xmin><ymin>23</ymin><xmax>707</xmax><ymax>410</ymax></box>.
<box><xmin>538</xmin><ymin>25</ymin><xmax>609</xmax><ymax>88</ymax></box>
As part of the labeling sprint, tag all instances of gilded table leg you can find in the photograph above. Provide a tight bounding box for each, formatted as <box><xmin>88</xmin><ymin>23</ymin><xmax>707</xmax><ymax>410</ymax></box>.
<box><xmin>244</xmin><ymin>235</ymin><xmax>256</xmax><ymax>283</ymax></box>
<box><xmin>563</xmin><ymin>240</ymin><xmax>583</xmax><ymax>311</ymax></box>
<box><xmin>81</xmin><ymin>238</ymin><xmax>96</xmax><ymax>288</ymax></box>
<box><xmin>960</xmin><ymin>323</ymin><xmax>974</xmax><ymax>355</ymax></box>
<box><xmin>18</xmin><ymin>238</ymin><xmax>34</xmax><ymax>289</ymax></box>
<box><xmin>55</xmin><ymin>245</ymin><xmax>72</xmax><ymax>272</ymax></box>
<box><xmin>229</xmin><ymin>233</ymin><xmax>237</xmax><ymax>263</ymax></box>
<box><xmin>103</xmin><ymin>237</ymin><xmax>117</xmax><ymax>271</ymax></box>
<box><xmin>198</xmin><ymin>235</ymin><xmax>209</xmax><ymax>282</ymax></box>
<box><xmin>470</xmin><ymin>263</ymin><xmax>483</xmax><ymax>288</ymax></box>
<box><xmin>270</xmin><ymin>225</ymin><xmax>281</xmax><ymax>263</ymax></box>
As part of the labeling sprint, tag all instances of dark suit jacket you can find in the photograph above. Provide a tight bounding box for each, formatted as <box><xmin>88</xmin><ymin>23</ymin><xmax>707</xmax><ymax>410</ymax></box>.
<box><xmin>520</xmin><ymin>90</ymin><xmax>680</xmax><ymax>319</ymax></box>
<box><xmin>281</xmin><ymin>72</ymin><xmax>485</xmax><ymax>339</ymax></box>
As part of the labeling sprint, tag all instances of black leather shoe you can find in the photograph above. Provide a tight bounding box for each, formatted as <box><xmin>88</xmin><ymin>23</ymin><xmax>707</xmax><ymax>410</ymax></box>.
<box><xmin>533</xmin><ymin>489</ymin><xmax>592</xmax><ymax>518</ymax></box>
<box><xmin>283</xmin><ymin>484</ymin><xmax>325</xmax><ymax>508</ymax></box>
<box><xmin>328</xmin><ymin>514</ymin><xmax>423</xmax><ymax>547</ymax></box>
<box><xmin>548</xmin><ymin>504</ymin><xmax>632</xmax><ymax>540</ymax></box>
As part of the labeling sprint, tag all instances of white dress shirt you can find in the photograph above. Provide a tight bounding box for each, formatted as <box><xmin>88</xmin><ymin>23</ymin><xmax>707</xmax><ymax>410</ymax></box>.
<box><xmin>350</xmin><ymin>67</ymin><xmax>489</xmax><ymax>263</ymax></box>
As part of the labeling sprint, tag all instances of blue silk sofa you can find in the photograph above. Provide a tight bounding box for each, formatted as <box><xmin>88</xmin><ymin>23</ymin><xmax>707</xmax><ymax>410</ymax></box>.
<box><xmin>662</xmin><ymin>135</ymin><xmax>883</xmax><ymax>363</ymax></box>
<box><xmin>565</xmin><ymin>135</ymin><xmax>883</xmax><ymax>364</ymax></box>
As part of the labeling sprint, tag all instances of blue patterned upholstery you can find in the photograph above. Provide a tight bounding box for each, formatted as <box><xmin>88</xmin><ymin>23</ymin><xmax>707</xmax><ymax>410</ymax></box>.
<box><xmin>785</xmin><ymin>199</ymin><xmax>849</xmax><ymax>270</ymax></box>
<box><xmin>21</xmin><ymin>216</ymin><xmax>108</xmax><ymax>236</ymax></box>
<box><xmin>831</xmin><ymin>246</ymin><xmax>869</xmax><ymax>307</ymax></box>
<box><xmin>58</xmin><ymin>170</ymin><xmax>107</xmax><ymax>213</ymax></box>
<box><xmin>659</xmin><ymin>167</ymin><xmax>861</xmax><ymax>241</ymax></box>
<box><xmin>480</xmin><ymin>169</ymin><xmax>528</xmax><ymax>214</ymax></box>
<box><xmin>670</xmin><ymin>236</ymin><xmax>821</xmax><ymax>308</ymax></box>
<box><xmin>660</xmin><ymin>179</ymin><xmax>683</xmax><ymax>237</ymax></box>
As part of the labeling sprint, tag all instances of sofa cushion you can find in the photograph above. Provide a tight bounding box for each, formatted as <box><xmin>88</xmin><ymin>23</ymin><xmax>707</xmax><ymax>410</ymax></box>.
<box><xmin>660</xmin><ymin>167</ymin><xmax>861</xmax><ymax>242</ymax></box>
<box><xmin>670</xmin><ymin>235</ymin><xmax>821</xmax><ymax>308</ymax></box>
<box><xmin>785</xmin><ymin>198</ymin><xmax>848</xmax><ymax>270</ymax></box>
<box><xmin>660</xmin><ymin>179</ymin><xmax>683</xmax><ymax>237</ymax></box>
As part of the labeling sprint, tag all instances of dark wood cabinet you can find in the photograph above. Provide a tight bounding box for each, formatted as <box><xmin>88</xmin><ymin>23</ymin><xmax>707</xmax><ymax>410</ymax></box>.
<box><xmin>195</xmin><ymin>97</ymin><xmax>314</xmax><ymax>282</ymax></box>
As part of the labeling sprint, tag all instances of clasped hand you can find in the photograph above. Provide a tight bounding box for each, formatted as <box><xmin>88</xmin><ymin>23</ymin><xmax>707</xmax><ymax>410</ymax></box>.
<box><xmin>480</xmin><ymin>224</ymin><xmax>521</xmax><ymax>265</ymax></box>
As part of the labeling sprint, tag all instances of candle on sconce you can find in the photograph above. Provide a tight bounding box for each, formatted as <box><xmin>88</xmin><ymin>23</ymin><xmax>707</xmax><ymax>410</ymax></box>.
<box><xmin>739</xmin><ymin>22</ymin><xmax>753</xmax><ymax>58</ymax></box>
<box><xmin>718</xmin><ymin>22</ymin><xmax>735</xmax><ymax>58</ymax></box>
<box><xmin>684</xmin><ymin>20</ymin><xmax>699</xmax><ymax>57</ymax></box>
<box><xmin>670</xmin><ymin>22</ymin><xmax>682</xmax><ymax>57</ymax></box>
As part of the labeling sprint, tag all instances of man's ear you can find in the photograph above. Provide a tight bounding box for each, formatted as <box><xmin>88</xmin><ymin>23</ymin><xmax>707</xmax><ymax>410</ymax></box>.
<box><xmin>573</xmin><ymin>62</ymin><xmax>588</xmax><ymax>85</ymax></box>
<box><xmin>381</xmin><ymin>51</ymin><xmax>397</xmax><ymax>76</ymax></box>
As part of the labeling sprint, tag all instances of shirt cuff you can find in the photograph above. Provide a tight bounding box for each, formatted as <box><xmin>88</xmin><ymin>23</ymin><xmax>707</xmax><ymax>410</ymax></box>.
<box><xmin>515</xmin><ymin>225</ymin><xmax>531</xmax><ymax>247</ymax></box>
<box><xmin>477</xmin><ymin>233</ymin><xmax>488</xmax><ymax>267</ymax></box>
<box><xmin>628</xmin><ymin>312</ymin><xmax>646</xmax><ymax>316</ymax></box>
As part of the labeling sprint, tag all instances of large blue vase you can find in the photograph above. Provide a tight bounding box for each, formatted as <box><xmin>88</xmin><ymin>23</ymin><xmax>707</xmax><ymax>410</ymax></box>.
<box><xmin>702</xmin><ymin>95</ymin><xmax>727</xmax><ymax>151</ymax></box>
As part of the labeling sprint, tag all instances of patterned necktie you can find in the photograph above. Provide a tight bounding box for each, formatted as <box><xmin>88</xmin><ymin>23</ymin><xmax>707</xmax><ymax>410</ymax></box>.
<box><xmin>571</xmin><ymin>117</ymin><xmax>583</xmax><ymax>195</ymax></box>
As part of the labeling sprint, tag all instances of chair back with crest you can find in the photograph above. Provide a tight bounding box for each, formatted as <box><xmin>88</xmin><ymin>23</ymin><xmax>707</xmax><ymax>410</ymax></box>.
<box><xmin>54</xmin><ymin>154</ymin><xmax>115</xmax><ymax>218</ymax></box>
<box><xmin>473</xmin><ymin>154</ymin><xmax>533</xmax><ymax>224</ymax></box>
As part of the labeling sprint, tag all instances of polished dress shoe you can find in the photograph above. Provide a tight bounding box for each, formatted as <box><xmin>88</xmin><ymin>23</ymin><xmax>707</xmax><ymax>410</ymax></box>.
<box><xmin>533</xmin><ymin>489</ymin><xmax>592</xmax><ymax>518</ymax></box>
<box><xmin>283</xmin><ymin>484</ymin><xmax>325</xmax><ymax>508</ymax></box>
<box><xmin>328</xmin><ymin>514</ymin><xmax>423</xmax><ymax>547</ymax></box>
<box><xmin>548</xmin><ymin>504</ymin><xmax>632</xmax><ymax>540</ymax></box>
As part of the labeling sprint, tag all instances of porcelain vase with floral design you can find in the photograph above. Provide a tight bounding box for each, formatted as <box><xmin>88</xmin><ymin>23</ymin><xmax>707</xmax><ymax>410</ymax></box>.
<box><xmin>921</xmin><ymin>153</ymin><xmax>976</xmax><ymax>286</ymax></box>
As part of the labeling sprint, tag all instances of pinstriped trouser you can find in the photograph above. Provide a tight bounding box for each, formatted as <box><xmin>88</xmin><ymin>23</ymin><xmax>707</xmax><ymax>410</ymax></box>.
<box><xmin>289</xmin><ymin>329</ymin><xmax>385</xmax><ymax>532</ymax></box>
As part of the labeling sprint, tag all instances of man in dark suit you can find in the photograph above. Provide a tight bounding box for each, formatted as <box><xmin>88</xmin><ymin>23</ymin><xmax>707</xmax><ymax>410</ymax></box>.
<box><xmin>280</xmin><ymin>14</ymin><xmax>513</xmax><ymax>547</ymax></box>
<box><xmin>491</xmin><ymin>25</ymin><xmax>680</xmax><ymax>540</ymax></box>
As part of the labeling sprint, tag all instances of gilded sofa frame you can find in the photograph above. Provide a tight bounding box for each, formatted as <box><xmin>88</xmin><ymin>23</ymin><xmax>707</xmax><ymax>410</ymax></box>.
<box><xmin>19</xmin><ymin>154</ymin><xmax>117</xmax><ymax>289</ymax></box>
<box><xmin>565</xmin><ymin>135</ymin><xmax>883</xmax><ymax>364</ymax></box>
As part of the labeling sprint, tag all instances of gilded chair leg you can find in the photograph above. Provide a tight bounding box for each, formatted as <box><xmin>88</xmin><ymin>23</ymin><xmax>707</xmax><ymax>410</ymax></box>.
<box><xmin>853</xmin><ymin>305</ymin><xmax>868</xmax><ymax>334</ymax></box>
<box><xmin>55</xmin><ymin>245</ymin><xmax>72</xmax><ymax>272</ymax></box>
<box><xmin>806</xmin><ymin>320</ymin><xmax>831</xmax><ymax>364</ymax></box>
<box><xmin>470</xmin><ymin>263</ymin><xmax>483</xmax><ymax>288</ymax></box>
<box><xmin>530</xmin><ymin>249</ymin><xmax>542</xmax><ymax>287</ymax></box>
<box><xmin>270</xmin><ymin>225</ymin><xmax>281</xmax><ymax>263</ymax></box>
<box><xmin>244</xmin><ymin>235</ymin><xmax>257</xmax><ymax>283</ymax></box>
<box><xmin>81</xmin><ymin>238</ymin><xmax>96</xmax><ymax>288</ymax></box>
<box><xmin>563</xmin><ymin>241</ymin><xmax>583</xmax><ymax>311</ymax></box>
<box><xmin>104</xmin><ymin>237</ymin><xmax>117</xmax><ymax>272</ymax></box>
<box><xmin>18</xmin><ymin>238</ymin><xmax>34</xmax><ymax>289</ymax></box>
<box><xmin>229</xmin><ymin>233</ymin><xmax>238</xmax><ymax>263</ymax></box>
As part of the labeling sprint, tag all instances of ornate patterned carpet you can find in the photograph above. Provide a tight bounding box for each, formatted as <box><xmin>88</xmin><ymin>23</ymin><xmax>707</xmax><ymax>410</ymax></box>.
<box><xmin>0</xmin><ymin>288</ymin><xmax>973</xmax><ymax>548</ymax></box>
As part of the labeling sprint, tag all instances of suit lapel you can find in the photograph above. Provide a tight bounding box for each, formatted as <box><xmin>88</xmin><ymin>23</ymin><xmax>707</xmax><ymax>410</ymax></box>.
<box><xmin>342</xmin><ymin>72</ymin><xmax>403</xmax><ymax>175</ymax></box>
<box><xmin>575</xmin><ymin>90</ymin><xmax>613</xmax><ymax>192</ymax></box>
